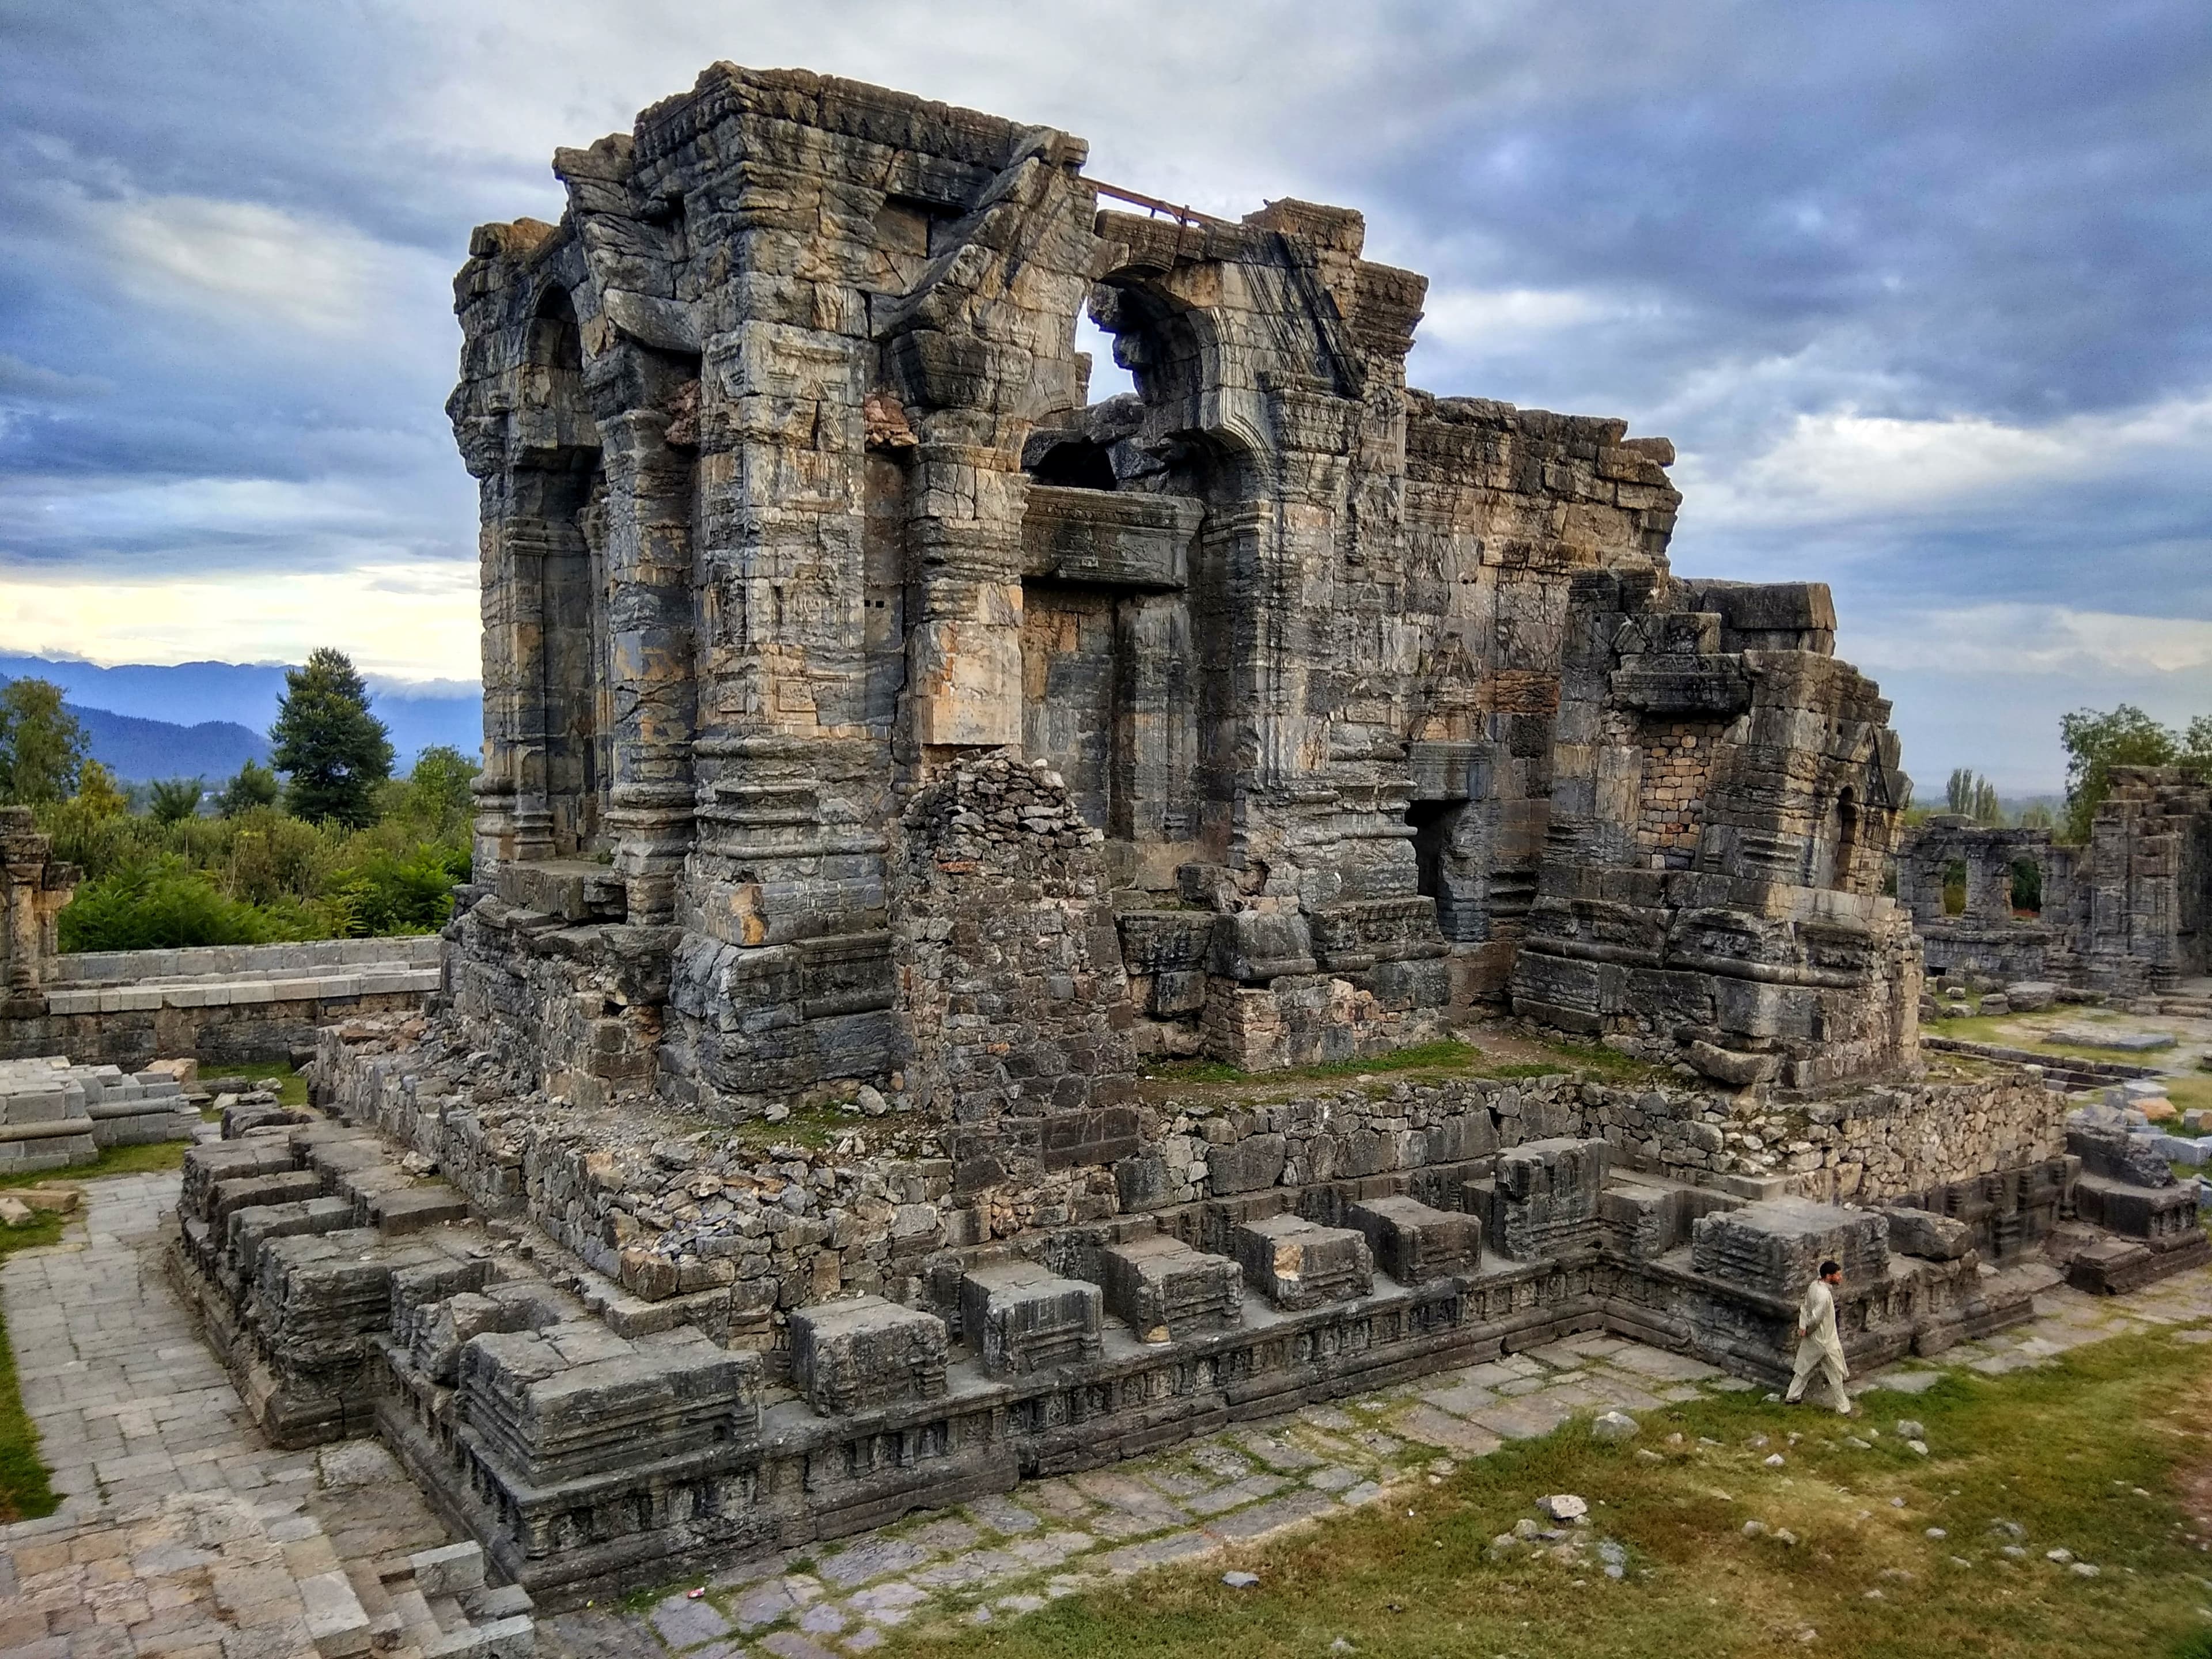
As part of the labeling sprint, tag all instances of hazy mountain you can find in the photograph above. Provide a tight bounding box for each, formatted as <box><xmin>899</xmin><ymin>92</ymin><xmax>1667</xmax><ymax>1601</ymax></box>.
<box><xmin>0</xmin><ymin>655</ymin><xmax>480</xmax><ymax>774</ymax></box>
<box><xmin>65</xmin><ymin>704</ymin><xmax>271</xmax><ymax>784</ymax></box>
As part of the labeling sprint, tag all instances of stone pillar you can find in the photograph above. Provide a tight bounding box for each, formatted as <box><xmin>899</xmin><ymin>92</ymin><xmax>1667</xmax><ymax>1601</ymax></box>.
<box><xmin>903</xmin><ymin>433</ymin><xmax>1027</xmax><ymax>753</ymax></box>
<box><xmin>1965</xmin><ymin>845</ymin><xmax>2014</xmax><ymax>924</ymax></box>
<box><xmin>597</xmin><ymin>409</ymin><xmax>697</xmax><ymax>924</ymax></box>
<box><xmin>0</xmin><ymin>809</ymin><xmax>76</xmax><ymax>1010</ymax></box>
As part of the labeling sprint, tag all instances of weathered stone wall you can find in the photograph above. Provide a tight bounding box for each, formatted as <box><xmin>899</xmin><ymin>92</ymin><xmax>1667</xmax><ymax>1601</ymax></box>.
<box><xmin>889</xmin><ymin>753</ymin><xmax>1139</xmax><ymax>1211</ymax></box>
<box><xmin>318</xmin><ymin>1014</ymin><xmax>2058</xmax><ymax>1336</ymax></box>
<box><xmin>1512</xmin><ymin>569</ymin><xmax>1921</xmax><ymax>1086</ymax></box>
<box><xmin>1</xmin><ymin>932</ymin><xmax>440</xmax><ymax>1068</ymax></box>
<box><xmin>1900</xmin><ymin>770</ymin><xmax>2212</xmax><ymax>997</ymax></box>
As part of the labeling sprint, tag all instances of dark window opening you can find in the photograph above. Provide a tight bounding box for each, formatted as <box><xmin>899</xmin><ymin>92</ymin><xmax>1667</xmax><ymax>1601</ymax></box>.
<box><xmin>1028</xmin><ymin>439</ymin><xmax>1119</xmax><ymax>491</ymax></box>
<box><xmin>1407</xmin><ymin>800</ymin><xmax>1454</xmax><ymax>902</ymax></box>
<box><xmin>2010</xmin><ymin>857</ymin><xmax>2043</xmax><ymax>915</ymax></box>
<box><xmin>1832</xmin><ymin>786</ymin><xmax>1859</xmax><ymax>891</ymax></box>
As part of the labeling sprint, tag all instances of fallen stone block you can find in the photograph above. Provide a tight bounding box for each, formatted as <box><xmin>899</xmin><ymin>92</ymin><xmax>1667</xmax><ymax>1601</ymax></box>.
<box><xmin>1880</xmin><ymin>1207</ymin><xmax>1974</xmax><ymax>1261</ymax></box>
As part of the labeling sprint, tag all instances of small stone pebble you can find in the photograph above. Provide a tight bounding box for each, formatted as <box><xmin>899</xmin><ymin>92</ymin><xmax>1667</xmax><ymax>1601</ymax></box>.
<box><xmin>1775</xmin><ymin>1529</ymin><xmax>1799</xmax><ymax>1547</ymax></box>
<box><xmin>2072</xmin><ymin>1562</ymin><xmax>2101</xmax><ymax>1578</ymax></box>
<box><xmin>2047</xmin><ymin>1548</ymin><xmax>2074</xmax><ymax>1564</ymax></box>
<box><xmin>1908</xmin><ymin>1440</ymin><xmax>1930</xmax><ymax>1457</ymax></box>
<box><xmin>1896</xmin><ymin>1420</ymin><xmax>1925</xmax><ymax>1438</ymax></box>
<box><xmin>1845</xmin><ymin>1437</ymin><xmax>1871</xmax><ymax>1449</ymax></box>
<box><xmin>1765</xmin><ymin>1454</ymin><xmax>1786</xmax><ymax>1468</ymax></box>
<box><xmin>1926</xmin><ymin>1528</ymin><xmax>1947</xmax><ymax>1540</ymax></box>
<box><xmin>1891</xmin><ymin>1497</ymin><xmax>1907</xmax><ymax>1509</ymax></box>
<box><xmin>1223</xmin><ymin>1571</ymin><xmax>1260</xmax><ymax>1589</ymax></box>
<box><xmin>1744</xmin><ymin>1521</ymin><xmax>1768</xmax><ymax>1537</ymax></box>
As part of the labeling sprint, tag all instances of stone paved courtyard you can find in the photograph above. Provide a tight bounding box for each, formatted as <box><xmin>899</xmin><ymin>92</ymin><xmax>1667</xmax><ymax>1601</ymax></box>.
<box><xmin>7</xmin><ymin>1172</ymin><xmax>2212</xmax><ymax>1659</ymax></box>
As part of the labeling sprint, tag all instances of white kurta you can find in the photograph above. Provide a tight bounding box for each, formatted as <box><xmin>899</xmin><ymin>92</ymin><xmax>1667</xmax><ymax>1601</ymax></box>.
<box><xmin>1787</xmin><ymin>1277</ymin><xmax>1851</xmax><ymax>1411</ymax></box>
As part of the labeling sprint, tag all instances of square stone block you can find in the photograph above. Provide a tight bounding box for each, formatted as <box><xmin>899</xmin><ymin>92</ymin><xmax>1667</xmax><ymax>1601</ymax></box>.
<box><xmin>1345</xmin><ymin>1195</ymin><xmax>1479</xmax><ymax>1285</ymax></box>
<box><xmin>789</xmin><ymin>1296</ymin><xmax>949</xmax><ymax>1415</ymax></box>
<box><xmin>959</xmin><ymin>1260</ymin><xmax>1102</xmax><ymax>1374</ymax></box>
<box><xmin>1097</xmin><ymin>1233</ymin><xmax>1243</xmax><ymax>1342</ymax></box>
<box><xmin>1230</xmin><ymin>1213</ymin><xmax>1373</xmax><ymax>1310</ymax></box>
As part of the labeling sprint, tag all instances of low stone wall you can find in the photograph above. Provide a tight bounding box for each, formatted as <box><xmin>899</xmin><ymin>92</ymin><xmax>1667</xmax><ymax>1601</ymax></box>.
<box><xmin>317</xmin><ymin>1017</ymin><xmax>2065</xmax><ymax>1338</ymax></box>
<box><xmin>0</xmin><ymin>935</ymin><xmax>441</xmax><ymax>1067</ymax></box>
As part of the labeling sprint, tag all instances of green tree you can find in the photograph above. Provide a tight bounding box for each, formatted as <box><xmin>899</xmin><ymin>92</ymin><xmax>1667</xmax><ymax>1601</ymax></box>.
<box><xmin>148</xmin><ymin>777</ymin><xmax>206</xmax><ymax>824</ymax></box>
<box><xmin>269</xmin><ymin>649</ymin><xmax>393</xmax><ymax>828</ymax></box>
<box><xmin>392</xmin><ymin>745</ymin><xmax>478</xmax><ymax>836</ymax></box>
<box><xmin>2059</xmin><ymin>704</ymin><xmax>2180</xmax><ymax>842</ymax></box>
<box><xmin>217</xmin><ymin>759</ymin><xmax>282</xmax><ymax>816</ymax></box>
<box><xmin>73</xmin><ymin>759</ymin><xmax>128</xmax><ymax>819</ymax></box>
<box><xmin>0</xmin><ymin>679</ymin><xmax>89</xmax><ymax>805</ymax></box>
<box><xmin>1945</xmin><ymin>767</ymin><xmax>2003</xmax><ymax>826</ymax></box>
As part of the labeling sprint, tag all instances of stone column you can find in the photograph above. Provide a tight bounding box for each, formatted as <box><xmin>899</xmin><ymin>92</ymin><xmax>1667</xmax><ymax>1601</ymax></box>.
<box><xmin>597</xmin><ymin>409</ymin><xmax>698</xmax><ymax>924</ymax></box>
<box><xmin>1965</xmin><ymin>844</ymin><xmax>2014</xmax><ymax>925</ymax></box>
<box><xmin>904</xmin><ymin>431</ymin><xmax>1027</xmax><ymax>754</ymax></box>
<box><xmin>0</xmin><ymin>809</ymin><xmax>74</xmax><ymax>1008</ymax></box>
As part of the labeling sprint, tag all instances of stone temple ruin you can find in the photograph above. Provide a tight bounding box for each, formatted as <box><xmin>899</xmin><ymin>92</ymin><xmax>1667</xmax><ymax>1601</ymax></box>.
<box><xmin>151</xmin><ymin>65</ymin><xmax>2206</xmax><ymax>1609</ymax></box>
<box><xmin>1901</xmin><ymin>766</ymin><xmax>2212</xmax><ymax>998</ymax></box>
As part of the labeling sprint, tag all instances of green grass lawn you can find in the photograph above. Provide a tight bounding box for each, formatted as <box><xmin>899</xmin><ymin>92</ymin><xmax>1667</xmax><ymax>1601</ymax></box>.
<box><xmin>900</xmin><ymin>1327</ymin><xmax>2212</xmax><ymax>1659</ymax></box>
<box><xmin>0</xmin><ymin>1209</ymin><xmax>66</xmax><ymax>1523</ymax></box>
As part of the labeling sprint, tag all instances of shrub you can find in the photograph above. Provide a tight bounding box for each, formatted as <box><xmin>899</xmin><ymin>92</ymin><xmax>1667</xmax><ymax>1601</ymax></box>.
<box><xmin>55</xmin><ymin>857</ymin><xmax>321</xmax><ymax>952</ymax></box>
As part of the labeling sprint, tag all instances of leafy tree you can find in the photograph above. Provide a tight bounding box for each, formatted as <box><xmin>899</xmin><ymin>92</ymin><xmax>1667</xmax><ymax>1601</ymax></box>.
<box><xmin>2059</xmin><ymin>704</ymin><xmax>2181</xmax><ymax>842</ymax></box>
<box><xmin>217</xmin><ymin>759</ymin><xmax>282</xmax><ymax>816</ymax></box>
<box><xmin>376</xmin><ymin>744</ymin><xmax>478</xmax><ymax>838</ymax></box>
<box><xmin>148</xmin><ymin>777</ymin><xmax>206</xmax><ymax>825</ymax></box>
<box><xmin>73</xmin><ymin>760</ymin><xmax>128</xmax><ymax>819</ymax></box>
<box><xmin>270</xmin><ymin>649</ymin><xmax>393</xmax><ymax>828</ymax></box>
<box><xmin>0</xmin><ymin>678</ymin><xmax>89</xmax><ymax>805</ymax></box>
<box><xmin>1945</xmin><ymin>767</ymin><xmax>2003</xmax><ymax>826</ymax></box>
<box><xmin>2016</xmin><ymin>800</ymin><xmax>2056</xmax><ymax>831</ymax></box>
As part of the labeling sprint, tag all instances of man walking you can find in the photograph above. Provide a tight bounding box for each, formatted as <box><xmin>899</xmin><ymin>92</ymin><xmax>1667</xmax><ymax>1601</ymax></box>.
<box><xmin>1785</xmin><ymin>1258</ymin><xmax>1853</xmax><ymax>1414</ymax></box>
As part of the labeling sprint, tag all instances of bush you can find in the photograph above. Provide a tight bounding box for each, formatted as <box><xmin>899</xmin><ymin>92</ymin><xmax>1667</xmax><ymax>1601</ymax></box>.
<box><xmin>328</xmin><ymin>844</ymin><xmax>471</xmax><ymax>936</ymax></box>
<box><xmin>55</xmin><ymin>857</ymin><xmax>328</xmax><ymax>952</ymax></box>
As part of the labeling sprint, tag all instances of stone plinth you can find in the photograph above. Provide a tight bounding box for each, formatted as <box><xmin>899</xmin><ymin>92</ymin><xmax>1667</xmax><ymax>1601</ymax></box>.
<box><xmin>1094</xmin><ymin>1232</ymin><xmax>1243</xmax><ymax>1342</ymax></box>
<box><xmin>1344</xmin><ymin>1195</ymin><xmax>1479</xmax><ymax>1285</ymax></box>
<box><xmin>790</xmin><ymin>1297</ymin><xmax>949</xmax><ymax>1415</ymax></box>
<box><xmin>958</xmin><ymin>1260</ymin><xmax>1103</xmax><ymax>1374</ymax></box>
<box><xmin>1230</xmin><ymin>1213</ymin><xmax>1374</xmax><ymax>1310</ymax></box>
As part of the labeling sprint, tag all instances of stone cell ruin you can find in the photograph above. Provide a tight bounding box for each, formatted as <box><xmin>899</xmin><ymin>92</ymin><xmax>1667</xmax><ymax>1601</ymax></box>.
<box><xmin>158</xmin><ymin>63</ymin><xmax>2202</xmax><ymax>1611</ymax></box>
<box><xmin>441</xmin><ymin>60</ymin><xmax>1918</xmax><ymax>1117</ymax></box>
<box><xmin>1900</xmin><ymin>766</ymin><xmax>2212</xmax><ymax>998</ymax></box>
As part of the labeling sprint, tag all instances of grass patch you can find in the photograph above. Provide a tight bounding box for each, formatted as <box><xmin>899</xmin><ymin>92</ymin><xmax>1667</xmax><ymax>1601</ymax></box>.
<box><xmin>722</xmin><ymin>1105</ymin><xmax>870</xmax><ymax>1154</ymax></box>
<box><xmin>0</xmin><ymin>1137</ymin><xmax>188</xmax><ymax>1192</ymax></box>
<box><xmin>902</xmin><ymin>1327</ymin><xmax>2212</xmax><ymax>1659</ymax></box>
<box><xmin>0</xmin><ymin>1209</ymin><xmax>66</xmax><ymax>1523</ymax></box>
<box><xmin>208</xmin><ymin>1060</ymin><xmax>309</xmax><ymax>1108</ymax></box>
<box><xmin>1142</xmin><ymin>1035</ymin><xmax>1661</xmax><ymax>1099</ymax></box>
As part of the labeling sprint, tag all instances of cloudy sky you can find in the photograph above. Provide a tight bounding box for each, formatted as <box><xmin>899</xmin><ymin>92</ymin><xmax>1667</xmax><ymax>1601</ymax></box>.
<box><xmin>2</xmin><ymin>1</ymin><xmax>2206</xmax><ymax>792</ymax></box>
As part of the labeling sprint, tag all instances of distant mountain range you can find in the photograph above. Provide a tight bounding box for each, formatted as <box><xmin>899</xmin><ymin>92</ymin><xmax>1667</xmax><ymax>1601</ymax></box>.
<box><xmin>0</xmin><ymin>654</ymin><xmax>480</xmax><ymax>783</ymax></box>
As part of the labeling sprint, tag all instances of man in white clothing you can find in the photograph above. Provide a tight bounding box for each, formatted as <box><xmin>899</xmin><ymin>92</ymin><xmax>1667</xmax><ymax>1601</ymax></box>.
<box><xmin>1785</xmin><ymin>1259</ymin><xmax>1853</xmax><ymax>1414</ymax></box>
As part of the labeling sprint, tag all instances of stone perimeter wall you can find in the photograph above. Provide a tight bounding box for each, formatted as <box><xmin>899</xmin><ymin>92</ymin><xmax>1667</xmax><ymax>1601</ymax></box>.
<box><xmin>319</xmin><ymin>1018</ymin><xmax>2060</xmax><ymax>1338</ymax></box>
<box><xmin>2</xmin><ymin>934</ymin><xmax>443</xmax><ymax>1069</ymax></box>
